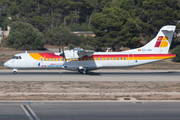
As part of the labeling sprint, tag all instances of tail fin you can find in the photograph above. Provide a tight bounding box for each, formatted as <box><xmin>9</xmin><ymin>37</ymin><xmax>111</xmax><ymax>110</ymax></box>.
<box><xmin>125</xmin><ymin>25</ymin><xmax>176</xmax><ymax>54</ymax></box>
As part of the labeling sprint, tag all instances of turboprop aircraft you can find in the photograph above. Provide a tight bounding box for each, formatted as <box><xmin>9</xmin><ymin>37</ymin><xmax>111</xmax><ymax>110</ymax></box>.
<box><xmin>4</xmin><ymin>25</ymin><xmax>176</xmax><ymax>74</ymax></box>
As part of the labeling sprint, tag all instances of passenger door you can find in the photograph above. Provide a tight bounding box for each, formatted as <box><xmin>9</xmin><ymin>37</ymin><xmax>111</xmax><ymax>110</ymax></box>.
<box><xmin>128</xmin><ymin>54</ymin><xmax>134</xmax><ymax>66</ymax></box>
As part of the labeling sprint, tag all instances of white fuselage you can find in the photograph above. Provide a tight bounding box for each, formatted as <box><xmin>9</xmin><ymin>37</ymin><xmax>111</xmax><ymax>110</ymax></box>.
<box><xmin>3</xmin><ymin>25</ymin><xmax>176</xmax><ymax>73</ymax></box>
<box><xmin>4</xmin><ymin>52</ymin><xmax>175</xmax><ymax>71</ymax></box>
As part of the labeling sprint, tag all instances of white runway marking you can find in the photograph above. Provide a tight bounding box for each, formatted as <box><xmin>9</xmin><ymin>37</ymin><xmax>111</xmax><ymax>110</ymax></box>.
<box><xmin>21</xmin><ymin>105</ymin><xmax>40</xmax><ymax>120</ymax></box>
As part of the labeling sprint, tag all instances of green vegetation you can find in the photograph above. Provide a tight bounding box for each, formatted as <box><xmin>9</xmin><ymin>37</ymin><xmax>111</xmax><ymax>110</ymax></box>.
<box><xmin>91</xmin><ymin>0</ymin><xmax>180</xmax><ymax>49</ymax></box>
<box><xmin>6</xmin><ymin>21</ymin><xmax>45</xmax><ymax>50</ymax></box>
<box><xmin>45</xmin><ymin>26</ymin><xmax>95</xmax><ymax>50</ymax></box>
<box><xmin>45</xmin><ymin>27</ymin><xmax>81</xmax><ymax>47</ymax></box>
<box><xmin>0</xmin><ymin>0</ymin><xmax>180</xmax><ymax>51</ymax></box>
<box><xmin>172</xmin><ymin>45</ymin><xmax>180</xmax><ymax>62</ymax></box>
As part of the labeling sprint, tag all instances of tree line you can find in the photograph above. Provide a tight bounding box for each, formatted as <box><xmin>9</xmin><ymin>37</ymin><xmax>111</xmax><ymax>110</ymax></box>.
<box><xmin>1</xmin><ymin>0</ymin><xmax>180</xmax><ymax>52</ymax></box>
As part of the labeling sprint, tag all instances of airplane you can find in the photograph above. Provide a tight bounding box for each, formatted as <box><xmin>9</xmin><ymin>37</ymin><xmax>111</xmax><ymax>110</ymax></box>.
<box><xmin>4</xmin><ymin>25</ymin><xmax>176</xmax><ymax>74</ymax></box>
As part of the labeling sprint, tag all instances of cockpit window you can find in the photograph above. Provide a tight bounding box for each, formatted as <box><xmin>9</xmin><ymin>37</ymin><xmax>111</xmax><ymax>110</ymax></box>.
<box><xmin>12</xmin><ymin>56</ymin><xmax>16</xmax><ymax>59</ymax></box>
<box><xmin>12</xmin><ymin>56</ymin><xmax>22</xmax><ymax>59</ymax></box>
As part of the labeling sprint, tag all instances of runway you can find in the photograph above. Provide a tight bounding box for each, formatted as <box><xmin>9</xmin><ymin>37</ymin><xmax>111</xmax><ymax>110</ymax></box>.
<box><xmin>0</xmin><ymin>69</ymin><xmax>180</xmax><ymax>81</ymax></box>
<box><xmin>1</xmin><ymin>69</ymin><xmax>180</xmax><ymax>120</ymax></box>
<box><xmin>0</xmin><ymin>101</ymin><xmax>180</xmax><ymax>120</ymax></box>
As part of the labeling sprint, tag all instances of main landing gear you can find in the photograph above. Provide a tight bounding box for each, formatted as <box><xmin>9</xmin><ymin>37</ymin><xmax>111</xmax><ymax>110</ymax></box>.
<box><xmin>13</xmin><ymin>69</ymin><xmax>18</xmax><ymax>74</ymax></box>
<box><xmin>78</xmin><ymin>66</ymin><xmax>88</xmax><ymax>74</ymax></box>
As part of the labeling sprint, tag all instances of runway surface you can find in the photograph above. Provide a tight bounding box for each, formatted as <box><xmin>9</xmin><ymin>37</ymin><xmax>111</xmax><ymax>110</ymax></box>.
<box><xmin>0</xmin><ymin>69</ymin><xmax>180</xmax><ymax>81</ymax></box>
<box><xmin>0</xmin><ymin>101</ymin><xmax>180</xmax><ymax>120</ymax></box>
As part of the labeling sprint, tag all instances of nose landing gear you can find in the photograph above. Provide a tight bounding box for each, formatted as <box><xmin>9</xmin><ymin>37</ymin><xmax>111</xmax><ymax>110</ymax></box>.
<box><xmin>13</xmin><ymin>69</ymin><xmax>18</xmax><ymax>74</ymax></box>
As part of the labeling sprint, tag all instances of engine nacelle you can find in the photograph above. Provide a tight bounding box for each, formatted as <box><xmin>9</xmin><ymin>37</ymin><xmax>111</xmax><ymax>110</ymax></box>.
<box><xmin>64</xmin><ymin>48</ymin><xmax>94</xmax><ymax>59</ymax></box>
<box><xmin>64</xmin><ymin>50</ymin><xmax>79</xmax><ymax>59</ymax></box>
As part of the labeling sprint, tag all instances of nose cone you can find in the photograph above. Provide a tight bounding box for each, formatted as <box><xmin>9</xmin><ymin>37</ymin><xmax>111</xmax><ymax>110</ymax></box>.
<box><xmin>4</xmin><ymin>61</ymin><xmax>9</xmax><ymax>68</ymax></box>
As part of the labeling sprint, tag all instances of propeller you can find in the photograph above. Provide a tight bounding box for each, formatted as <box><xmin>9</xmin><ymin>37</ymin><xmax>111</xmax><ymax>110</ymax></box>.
<box><xmin>59</xmin><ymin>46</ymin><xmax>61</xmax><ymax>53</ymax></box>
<box><xmin>60</xmin><ymin>44</ymin><xmax>66</xmax><ymax>61</ymax></box>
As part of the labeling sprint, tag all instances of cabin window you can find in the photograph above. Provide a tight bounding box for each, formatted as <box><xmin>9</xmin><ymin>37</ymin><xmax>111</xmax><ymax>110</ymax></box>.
<box><xmin>117</xmin><ymin>58</ymin><xmax>119</xmax><ymax>60</ymax></box>
<box><xmin>124</xmin><ymin>57</ymin><xmax>126</xmax><ymax>60</ymax></box>
<box><xmin>121</xmin><ymin>57</ymin><xmax>122</xmax><ymax>60</ymax></box>
<box><xmin>41</xmin><ymin>58</ymin><xmax>43</xmax><ymax>61</ymax></box>
<box><xmin>44</xmin><ymin>59</ymin><xmax>46</xmax><ymax>61</ymax></box>
<box><xmin>114</xmin><ymin>58</ymin><xmax>116</xmax><ymax>60</ymax></box>
<box><xmin>107</xmin><ymin>58</ymin><xmax>109</xmax><ymax>60</ymax></box>
<box><xmin>100</xmin><ymin>58</ymin><xmax>102</xmax><ymax>60</ymax></box>
<box><xmin>54</xmin><ymin>58</ymin><xmax>56</xmax><ymax>61</ymax></box>
<box><xmin>110</xmin><ymin>58</ymin><xmax>112</xmax><ymax>60</ymax></box>
<box><xmin>48</xmin><ymin>58</ymin><xmax>50</xmax><ymax>61</ymax></box>
<box><xmin>51</xmin><ymin>58</ymin><xmax>53</xmax><ymax>61</ymax></box>
<box><xmin>61</xmin><ymin>58</ymin><xmax>63</xmax><ymax>61</ymax></box>
<box><xmin>58</xmin><ymin>58</ymin><xmax>60</xmax><ymax>61</ymax></box>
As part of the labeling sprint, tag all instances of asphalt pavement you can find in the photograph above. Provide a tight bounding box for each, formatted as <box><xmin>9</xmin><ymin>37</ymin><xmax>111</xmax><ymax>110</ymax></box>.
<box><xmin>0</xmin><ymin>101</ymin><xmax>180</xmax><ymax>120</ymax></box>
<box><xmin>0</xmin><ymin>69</ymin><xmax>180</xmax><ymax>81</ymax></box>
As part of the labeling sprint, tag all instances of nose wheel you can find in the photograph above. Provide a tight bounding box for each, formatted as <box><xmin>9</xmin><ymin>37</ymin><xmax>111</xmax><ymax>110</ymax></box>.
<box><xmin>13</xmin><ymin>71</ymin><xmax>17</xmax><ymax>74</ymax></box>
<box><xmin>13</xmin><ymin>69</ymin><xmax>18</xmax><ymax>74</ymax></box>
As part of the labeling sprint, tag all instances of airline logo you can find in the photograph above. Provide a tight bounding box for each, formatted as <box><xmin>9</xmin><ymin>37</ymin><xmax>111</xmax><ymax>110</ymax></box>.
<box><xmin>154</xmin><ymin>36</ymin><xmax>168</xmax><ymax>47</ymax></box>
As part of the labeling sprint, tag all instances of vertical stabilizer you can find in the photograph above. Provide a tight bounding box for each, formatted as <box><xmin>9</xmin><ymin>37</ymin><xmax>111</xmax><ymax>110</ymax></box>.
<box><xmin>125</xmin><ymin>25</ymin><xmax>176</xmax><ymax>54</ymax></box>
